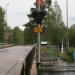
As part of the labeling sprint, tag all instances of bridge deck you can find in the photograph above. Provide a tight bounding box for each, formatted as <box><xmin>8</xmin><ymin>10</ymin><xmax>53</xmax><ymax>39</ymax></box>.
<box><xmin>0</xmin><ymin>46</ymin><xmax>34</xmax><ymax>75</ymax></box>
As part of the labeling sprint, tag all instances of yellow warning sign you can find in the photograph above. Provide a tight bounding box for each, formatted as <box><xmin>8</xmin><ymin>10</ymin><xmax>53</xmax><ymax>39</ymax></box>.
<box><xmin>34</xmin><ymin>26</ymin><xmax>43</xmax><ymax>32</ymax></box>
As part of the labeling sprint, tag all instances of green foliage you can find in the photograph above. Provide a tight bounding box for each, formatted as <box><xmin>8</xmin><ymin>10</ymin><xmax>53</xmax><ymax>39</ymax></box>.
<box><xmin>12</xmin><ymin>27</ymin><xmax>24</xmax><ymax>45</ymax></box>
<box><xmin>0</xmin><ymin>7</ymin><xmax>5</xmax><ymax>42</ymax></box>
<box><xmin>44</xmin><ymin>1</ymin><xmax>66</xmax><ymax>45</ymax></box>
<box><xmin>63</xmin><ymin>54</ymin><xmax>71</xmax><ymax>61</ymax></box>
<box><xmin>46</xmin><ymin>0</ymin><xmax>52</xmax><ymax>9</ymax></box>
<box><xmin>8</xmin><ymin>27</ymin><xmax>14</xmax><ymax>43</ymax></box>
<box><xmin>69</xmin><ymin>24</ymin><xmax>75</xmax><ymax>47</ymax></box>
<box><xmin>58</xmin><ymin>47</ymin><xmax>75</xmax><ymax>61</ymax></box>
<box><xmin>24</xmin><ymin>0</ymin><xmax>66</xmax><ymax>46</ymax></box>
<box><xmin>66</xmin><ymin>47</ymin><xmax>74</xmax><ymax>60</ymax></box>
<box><xmin>24</xmin><ymin>21</ymin><xmax>37</xmax><ymax>45</ymax></box>
<box><xmin>42</xmin><ymin>46</ymin><xmax>57</xmax><ymax>56</ymax></box>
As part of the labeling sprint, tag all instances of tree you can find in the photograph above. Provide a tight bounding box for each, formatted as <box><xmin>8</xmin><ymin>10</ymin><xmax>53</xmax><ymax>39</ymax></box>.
<box><xmin>53</xmin><ymin>0</ymin><xmax>66</xmax><ymax>44</ymax></box>
<box><xmin>24</xmin><ymin>21</ymin><xmax>37</xmax><ymax>45</ymax></box>
<box><xmin>43</xmin><ymin>0</ymin><xmax>66</xmax><ymax>45</ymax></box>
<box><xmin>8</xmin><ymin>27</ymin><xmax>13</xmax><ymax>43</ymax></box>
<box><xmin>0</xmin><ymin>7</ymin><xmax>5</xmax><ymax>42</ymax></box>
<box><xmin>69</xmin><ymin>24</ymin><xmax>75</xmax><ymax>47</ymax></box>
<box><xmin>24</xmin><ymin>0</ymin><xmax>66</xmax><ymax>46</ymax></box>
<box><xmin>12</xmin><ymin>27</ymin><xmax>24</xmax><ymax>45</ymax></box>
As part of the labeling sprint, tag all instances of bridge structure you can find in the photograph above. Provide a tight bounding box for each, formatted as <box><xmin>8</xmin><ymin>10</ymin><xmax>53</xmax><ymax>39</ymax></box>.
<box><xmin>0</xmin><ymin>45</ymin><xmax>35</xmax><ymax>75</ymax></box>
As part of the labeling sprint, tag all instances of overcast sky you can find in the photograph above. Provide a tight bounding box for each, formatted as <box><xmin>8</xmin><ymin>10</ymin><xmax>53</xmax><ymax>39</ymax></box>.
<box><xmin>57</xmin><ymin>0</ymin><xmax>75</xmax><ymax>27</ymax></box>
<box><xmin>0</xmin><ymin>0</ymin><xmax>75</xmax><ymax>29</ymax></box>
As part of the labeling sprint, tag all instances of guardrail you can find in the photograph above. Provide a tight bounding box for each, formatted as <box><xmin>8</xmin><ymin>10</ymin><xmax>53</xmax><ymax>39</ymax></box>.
<box><xmin>0</xmin><ymin>43</ymin><xmax>14</xmax><ymax>48</ymax></box>
<box><xmin>21</xmin><ymin>46</ymin><xmax>35</xmax><ymax>75</ymax></box>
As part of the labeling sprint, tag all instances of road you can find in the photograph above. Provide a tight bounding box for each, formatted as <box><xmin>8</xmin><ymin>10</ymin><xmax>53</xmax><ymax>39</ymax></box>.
<box><xmin>0</xmin><ymin>46</ymin><xmax>34</xmax><ymax>75</ymax></box>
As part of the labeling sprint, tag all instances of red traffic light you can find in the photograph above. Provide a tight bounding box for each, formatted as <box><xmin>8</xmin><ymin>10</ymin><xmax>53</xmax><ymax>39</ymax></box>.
<box><xmin>36</xmin><ymin>0</ymin><xmax>43</xmax><ymax>7</ymax></box>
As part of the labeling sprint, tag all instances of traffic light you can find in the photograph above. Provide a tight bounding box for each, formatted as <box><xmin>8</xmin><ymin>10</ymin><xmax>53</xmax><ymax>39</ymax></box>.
<box><xmin>36</xmin><ymin>0</ymin><xmax>43</xmax><ymax>7</ymax></box>
<box><xmin>32</xmin><ymin>10</ymin><xmax>45</xmax><ymax>24</ymax></box>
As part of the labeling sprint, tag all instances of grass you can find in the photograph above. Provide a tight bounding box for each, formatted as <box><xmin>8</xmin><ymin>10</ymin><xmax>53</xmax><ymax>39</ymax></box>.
<box><xmin>41</xmin><ymin>46</ymin><xmax>57</xmax><ymax>56</ymax></box>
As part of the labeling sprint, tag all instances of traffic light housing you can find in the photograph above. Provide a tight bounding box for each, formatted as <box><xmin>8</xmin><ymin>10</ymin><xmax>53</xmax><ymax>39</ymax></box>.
<box><xmin>32</xmin><ymin>10</ymin><xmax>45</xmax><ymax>24</ymax></box>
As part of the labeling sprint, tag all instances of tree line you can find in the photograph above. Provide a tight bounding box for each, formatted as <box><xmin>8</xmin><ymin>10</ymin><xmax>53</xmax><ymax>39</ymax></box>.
<box><xmin>0</xmin><ymin>0</ymin><xmax>75</xmax><ymax>47</ymax></box>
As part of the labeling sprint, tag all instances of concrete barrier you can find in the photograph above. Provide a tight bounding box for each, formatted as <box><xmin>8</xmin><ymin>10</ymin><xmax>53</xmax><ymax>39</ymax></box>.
<box><xmin>21</xmin><ymin>46</ymin><xmax>35</xmax><ymax>75</ymax></box>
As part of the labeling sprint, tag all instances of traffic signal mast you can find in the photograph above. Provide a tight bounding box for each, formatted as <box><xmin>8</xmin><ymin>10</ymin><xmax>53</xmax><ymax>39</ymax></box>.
<box><xmin>31</xmin><ymin>0</ymin><xmax>44</xmax><ymax>63</ymax></box>
<box><xmin>31</xmin><ymin>0</ymin><xmax>47</xmax><ymax>63</ymax></box>
<box><xmin>28</xmin><ymin>0</ymin><xmax>52</xmax><ymax>63</ymax></box>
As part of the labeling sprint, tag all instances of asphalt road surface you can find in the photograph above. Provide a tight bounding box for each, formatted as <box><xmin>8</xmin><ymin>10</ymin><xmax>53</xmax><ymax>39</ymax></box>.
<box><xmin>0</xmin><ymin>46</ymin><xmax>34</xmax><ymax>75</ymax></box>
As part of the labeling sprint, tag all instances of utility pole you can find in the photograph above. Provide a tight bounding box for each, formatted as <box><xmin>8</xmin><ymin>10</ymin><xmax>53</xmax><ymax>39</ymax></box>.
<box><xmin>4</xmin><ymin>3</ymin><xmax>9</xmax><ymax>47</ymax></box>
<box><xmin>66</xmin><ymin>0</ymin><xmax>69</xmax><ymax>49</ymax></box>
<box><xmin>38</xmin><ymin>0</ymin><xmax>41</xmax><ymax>63</ymax></box>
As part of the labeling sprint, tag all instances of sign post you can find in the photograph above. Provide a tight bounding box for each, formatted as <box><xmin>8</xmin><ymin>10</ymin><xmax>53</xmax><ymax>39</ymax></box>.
<box><xmin>32</xmin><ymin>0</ymin><xmax>46</xmax><ymax>63</ymax></box>
<box><xmin>38</xmin><ymin>0</ymin><xmax>41</xmax><ymax>63</ymax></box>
